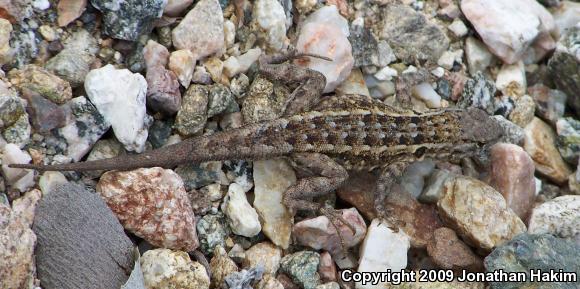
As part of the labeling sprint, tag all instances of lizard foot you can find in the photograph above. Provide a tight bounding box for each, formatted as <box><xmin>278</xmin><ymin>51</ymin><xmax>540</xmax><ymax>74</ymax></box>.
<box><xmin>319</xmin><ymin>206</ymin><xmax>355</xmax><ymax>256</ymax></box>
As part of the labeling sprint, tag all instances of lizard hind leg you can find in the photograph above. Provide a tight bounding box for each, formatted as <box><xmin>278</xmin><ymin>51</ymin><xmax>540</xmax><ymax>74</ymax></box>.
<box><xmin>375</xmin><ymin>161</ymin><xmax>412</xmax><ymax>230</ymax></box>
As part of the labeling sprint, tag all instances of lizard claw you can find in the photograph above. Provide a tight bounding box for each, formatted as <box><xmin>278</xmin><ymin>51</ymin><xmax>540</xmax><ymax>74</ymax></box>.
<box><xmin>319</xmin><ymin>206</ymin><xmax>356</xmax><ymax>235</ymax></box>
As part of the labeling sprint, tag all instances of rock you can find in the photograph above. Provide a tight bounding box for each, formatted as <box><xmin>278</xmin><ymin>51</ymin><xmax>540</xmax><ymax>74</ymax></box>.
<box><xmin>243</xmin><ymin>242</ymin><xmax>282</xmax><ymax>274</ymax></box>
<box><xmin>91</xmin><ymin>0</ymin><xmax>166</xmax><ymax>41</ymax></box>
<box><xmin>412</xmin><ymin>82</ymin><xmax>442</xmax><ymax>109</ymax></box>
<box><xmin>293</xmin><ymin>208</ymin><xmax>367</xmax><ymax>257</ymax></box>
<box><xmin>141</xmin><ymin>249</ymin><xmax>210</xmax><ymax>289</ymax></box>
<box><xmin>45</xmin><ymin>29</ymin><xmax>98</xmax><ymax>87</ymax></box>
<box><xmin>146</xmin><ymin>65</ymin><xmax>182</xmax><ymax>115</ymax></box>
<box><xmin>426</xmin><ymin>227</ymin><xmax>483</xmax><ymax>271</ymax></box>
<box><xmin>419</xmin><ymin>169</ymin><xmax>454</xmax><ymax>204</ymax></box>
<box><xmin>492</xmin><ymin>115</ymin><xmax>525</xmax><ymax>146</ymax></box>
<box><xmin>257</xmin><ymin>274</ymin><xmax>285</xmax><ymax>289</ymax></box>
<box><xmin>280</xmin><ymin>251</ymin><xmax>321</xmax><ymax>289</ymax></box>
<box><xmin>196</xmin><ymin>212</ymin><xmax>231</xmax><ymax>255</ymax></box>
<box><xmin>489</xmin><ymin>143</ymin><xmax>536</xmax><ymax>220</ymax></box>
<box><xmin>2</xmin><ymin>113</ymin><xmax>30</xmax><ymax>148</ymax></box>
<box><xmin>84</xmin><ymin>64</ymin><xmax>150</xmax><ymax>152</ymax></box>
<box><xmin>465</xmin><ymin>37</ymin><xmax>494</xmax><ymax>75</ymax></box>
<box><xmin>176</xmin><ymin>161</ymin><xmax>228</xmax><ymax>190</ymax></box>
<box><xmin>528</xmin><ymin>84</ymin><xmax>567</xmax><ymax>125</ymax></box>
<box><xmin>143</xmin><ymin>40</ymin><xmax>169</xmax><ymax>68</ymax></box>
<box><xmin>524</xmin><ymin>117</ymin><xmax>573</xmax><ymax>184</ymax></box>
<box><xmin>380</xmin><ymin>4</ymin><xmax>449</xmax><ymax>64</ymax></box>
<box><xmin>57</xmin><ymin>0</ymin><xmax>87</xmax><ymax>26</ymax></box>
<box><xmin>164</xmin><ymin>0</ymin><xmax>194</xmax><ymax>16</ymax></box>
<box><xmin>38</xmin><ymin>171</ymin><xmax>67</xmax><ymax>195</ymax></box>
<box><xmin>252</xmin><ymin>159</ymin><xmax>295</xmax><ymax>249</ymax></box>
<box><xmin>97</xmin><ymin>167</ymin><xmax>199</xmax><ymax>251</ymax></box>
<box><xmin>251</xmin><ymin>0</ymin><xmax>288</xmax><ymax>52</ymax></box>
<box><xmin>207</xmin><ymin>84</ymin><xmax>237</xmax><ymax>118</ymax></box>
<box><xmin>223</xmin><ymin>183</ymin><xmax>261</xmax><ymax>237</ymax></box>
<box><xmin>316</xmin><ymin>282</ymin><xmax>339</xmax><ymax>289</ymax></box>
<box><xmin>0</xmin><ymin>94</ymin><xmax>25</xmax><ymax>129</ymax></box>
<box><xmin>357</xmin><ymin>219</ymin><xmax>410</xmax><ymax>289</ymax></box>
<box><xmin>0</xmin><ymin>19</ymin><xmax>12</xmax><ymax>65</ymax></box>
<box><xmin>225</xmin><ymin>266</ymin><xmax>265</xmax><ymax>289</ymax></box>
<box><xmin>9</xmin><ymin>64</ymin><xmax>73</xmax><ymax>105</ymax></box>
<box><xmin>548</xmin><ymin>27</ymin><xmax>580</xmax><ymax>114</ymax></box>
<box><xmin>508</xmin><ymin>95</ymin><xmax>535</xmax><ymax>128</ymax></box>
<box><xmin>448</xmin><ymin>19</ymin><xmax>468</xmax><ymax>38</ymax></box>
<box><xmin>210</xmin><ymin>246</ymin><xmax>239</xmax><ymax>289</ymax></box>
<box><xmin>223</xmin><ymin>48</ymin><xmax>262</xmax><ymax>78</ymax></box>
<box><xmin>528</xmin><ymin>195</ymin><xmax>579</xmax><ymax>240</ymax></box>
<box><xmin>169</xmin><ymin>49</ymin><xmax>195</xmax><ymax>88</ymax></box>
<box><xmin>34</xmin><ymin>184</ymin><xmax>134</xmax><ymax>289</ymax></box>
<box><xmin>459</xmin><ymin>72</ymin><xmax>496</xmax><ymax>115</ymax></box>
<box><xmin>318</xmin><ymin>252</ymin><xmax>337</xmax><ymax>283</ymax></box>
<box><xmin>21</xmin><ymin>88</ymin><xmax>67</xmax><ymax>133</ymax></box>
<box><xmin>82</xmin><ymin>139</ymin><xmax>126</xmax><ymax>178</ymax></box>
<box><xmin>336</xmin><ymin>171</ymin><xmax>378</xmax><ymax>220</ymax></box>
<box><xmin>1</xmin><ymin>143</ymin><xmax>34</xmax><ymax>192</ymax></box>
<box><xmin>495</xmin><ymin>61</ymin><xmax>526</xmax><ymax>97</ymax></box>
<box><xmin>47</xmin><ymin>96</ymin><xmax>111</xmax><ymax>162</ymax></box>
<box><xmin>175</xmin><ymin>84</ymin><xmax>209</xmax><ymax>136</ymax></box>
<box><xmin>461</xmin><ymin>0</ymin><xmax>557</xmax><ymax>64</ymax></box>
<box><xmin>556</xmin><ymin>117</ymin><xmax>580</xmax><ymax>165</ymax></box>
<box><xmin>484</xmin><ymin>234</ymin><xmax>580</xmax><ymax>289</ymax></box>
<box><xmin>335</xmin><ymin>68</ymin><xmax>371</xmax><ymax>97</ymax></box>
<box><xmin>552</xmin><ymin>1</ymin><xmax>580</xmax><ymax>35</ymax></box>
<box><xmin>349</xmin><ymin>21</ymin><xmax>395</xmax><ymax>68</ymax></box>
<box><xmin>0</xmin><ymin>189</ymin><xmax>40</xmax><ymax>289</ymax></box>
<box><xmin>241</xmin><ymin>75</ymin><xmax>289</xmax><ymax>123</ymax></box>
<box><xmin>295</xmin><ymin>5</ymin><xmax>354</xmax><ymax>93</ymax></box>
<box><xmin>437</xmin><ymin>176</ymin><xmax>526</xmax><ymax>252</ymax></box>
<box><xmin>172</xmin><ymin>0</ymin><xmax>224</xmax><ymax>59</ymax></box>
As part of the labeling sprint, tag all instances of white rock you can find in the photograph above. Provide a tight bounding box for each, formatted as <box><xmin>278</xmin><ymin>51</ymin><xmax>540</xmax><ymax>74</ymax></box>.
<box><xmin>38</xmin><ymin>171</ymin><xmax>67</xmax><ymax>195</ymax></box>
<box><xmin>528</xmin><ymin>195</ymin><xmax>579</xmax><ymax>240</ymax></box>
<box><xmin>295</xmin><ymin>5</ymin><xmax>353</xmax><ymax>93</ymax></box>
<box><xmin>223</xmin><ymin>183</ymin><xmax>261</xmax><ymax>237</ymax></box>
<box><xmin>223</xmin><ymin>48</ymin><xmax>262</xmax><ymax>78</ymax></box>
<box><xmin>495</xmin><ymin>61</ymin><xmax>526</xmax><ymax>97</ymax></box>
<box><xmin>252</xmin><ymin>0</ymin><xmax>288</xmax><ymax>52</ymax></box>
<box><xmin>84</xmin><ymin>64</ymin><xmax>150</xmax><ymax>152</ymax></box>
<box><xmin>169</xmin><ymin>49</ymin><xmax>195</xmax><ymax>88</ymax></box>
<box><xmin>448</xmin><ymin>19</ymin><xmax>468</xmax><ymax>37</ymax></box>
<box><xmin>356</xmin><ymin>219</ymin><xmax>410</xmax><ymax>289</ymax></box>
<box><xmin>412</xmin><ymin>82</ymin><xmax>442</xmax><ymax>108</ymax></box>
<box><xmin>0</xmin><ymin>19</ymin><xmax>12</xmax><ymax>64</ymax></box>
<box><xmin>437</xmin><ymin>51</ymin><xmax>456</xmax><ymax>70</ymax></box>
<box><xmin>461</xmin><ymin>0</ymin><xmax>557</xmax><ymax>64</ymax></box>
<box><xmin>1</xmin><ymin>144</ymin><xmax>34</xmax><ymax>192</ymax></box>
<box><xmin>552</xmin><ymin>1</ymin><xmax>580</xmax><ymax>36</ymax></box>
<box><xmin>253</xmin><ymin>159</ymin><xmax>295</xmax><ymax>248</ymax></box>
<box><xmin>431</xmin><ymin>67</ymin><xmax>445</xmax><ymax>78</ymax></box>
<box><xmin>141</xmin><ymin>249</ymin><xmax>210</xmax><ymax>289</ymax></box>
<box><xmin>224</xmin><ymin>20</ymin><xmax>236</xmax><ymax>48</ymax></box>
<box><xmin>465</xmin><ymin>37</ymin><xmax>494</xmax><ymax>75</ymax></box>
<box><xmin>373</xmin><ymin>66</ymin><xmax>398</xmax><ymax>81</ymax></box>
<box><xmin>172</xmin><ymin>0</ymin><xmax>224</xmax><ymax>59</ymax></box>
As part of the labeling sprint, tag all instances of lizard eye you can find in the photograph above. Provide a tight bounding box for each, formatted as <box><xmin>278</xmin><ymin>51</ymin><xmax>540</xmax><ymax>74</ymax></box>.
<box><xmin>414</xmin><ymin>146</ymin><xmax>427</xmax><ymax>158</ymax></box>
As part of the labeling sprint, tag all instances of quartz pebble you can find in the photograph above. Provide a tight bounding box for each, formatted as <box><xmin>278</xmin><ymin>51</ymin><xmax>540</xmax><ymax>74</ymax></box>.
<box><xmin>524</xmin><ymin>117</ymin><xmax>573</xmax><ymax>184</ymax></box>
<box><xmin>253</xmin><ymin>159</ymin><xmax>295</xmax><ymax>248</ymax></box>
<box><xmin>528</xmin><ymin>195</ymin><xmax>579</xmax><ymax>241</ymax></box>
<box><xmin>1</xmin><ymin>143</ymin><xmax>34</xmax><ymax>192</ymax></box>
<box><xmin>57</xmin><ymin>0</ymin><xmax>87</xmax><ymax>26</ymax></box>
<box><xmin>495</xmin><ymin>61</ymin><xmax>526</xmax><ymax>97</ymax></box>
<box><xmin>318</xmin><ymin>252</ymin><xmax>337</xmax><ymax>283</ymax></box>
<box><xmin>489</xmin><ymin>143</ymin><xmax>536</xmax><ymax>220</ymax></box>
<box><xmin>0</xmin><ymin>19</ymin><xmax>12</xmax><ymax>65</ymax></box>
<box><xmin>97</xmin><ymin>167</ymin><xmax>199</xmax><ymax>251</ymax></box>
<box><xmin>295</xmin><ymin>5</ymin><xmax>354</xmax><ymax>93</ymax></box>
<box><xmin>223</xmin><ymin>183</ymin><xmax>261</xmax><ymax>237</ymax></box>
<box><xmin>169</xmin><ymin>49</ymin><xmax>196</xmax><ymax>88</ymax></box>
<box><xmin>412</xmin><ymin>82</ymin><xmax>442</xmax><ymax>108</ymax></box>
<box><xmin>465</xmin><ymin>37</ymin><xmax>494</xmax><ymax>75</ymax></box>
<box><xmin>357</xmin><ymin>219</ymin><xmax>410</xmax><ymax>289</ymax></box>
<box><xmin>141</xmin><ymin>249</ymin><xmax>210</xmax><ymax>289</ymax></box>
<box><xmin>172</xmin><ymin>0</ymin><xmax>224</xmax><ymax>59</ymax></box>
<box><xmin>223</xmin><ymin>48</ymin><xmax>261</xmax><ymax>78</ymax></box>
<box><xmin>84</xmin><ymin>64</ymin><xmax>150</xmax><ymax>152</ymax></box>
<box><xmin>243</xmin><ymin>242</ymin><xmax>282</xmax><ymax>274</ymax></box>
<box><xmin>38</xmin><ymin>171</ymin><xmax>67</xmax><ymax>195</ymax></box>
<box><xmin>252</xmin><ymin>0</ymin><xmax>288</xmax><ymax>52</ymax></box>
<box><xmin>438</xmin><ymin>176</ymin><xmax>526</xmax><ymax>252</ymax></box>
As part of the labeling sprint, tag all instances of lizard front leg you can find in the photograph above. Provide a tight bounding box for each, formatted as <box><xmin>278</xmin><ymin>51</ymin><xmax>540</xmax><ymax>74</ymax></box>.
<box><xmin>374</xmin><ymin>161</ymin><xmax>412</xmax><ymax>228</ymax></box>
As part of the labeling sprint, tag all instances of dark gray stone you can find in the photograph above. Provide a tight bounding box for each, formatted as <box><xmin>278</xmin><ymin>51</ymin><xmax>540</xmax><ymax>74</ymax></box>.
<box><xmin>459</xmin><ymin>72</ymin><xmax>497</xmax><ymax>115</ymax></box>
<box><xmin>548</xmin><ymin>27</ymin><xmax>580</xmax><ymax>115</ymax></box>
<box><xmin>196</xmin><ymin>212</ymin><xmax>231</xmax><ymax>255</ymax></box>
<box><xmin>280</xmin><ymin>251</ymin><xmax>321</xmax><ymax>289</ymax></box>
<box><xmin>91</xmin><ymin>0</ymin><xmax>166</xmax><ymax>41</ymax></box>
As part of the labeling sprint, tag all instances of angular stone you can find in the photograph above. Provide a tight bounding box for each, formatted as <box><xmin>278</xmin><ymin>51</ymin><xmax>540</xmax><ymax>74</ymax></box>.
<box><xmin>57</xmin><ymin>0</ymin><xmax>87</xmax><ymax>26</ymax></box>
<box><xmin>210</xmin><ymin>246</ymin><xmax>238</xmax><ymax>289</ymax></box>
<box><xmin>196</xmin><ymin>212</ymin><xmax>231</xmax><ymax>255</ymax></box>
<box><xmin>527</xmin><ymin>84</ymin><xmax>567</xmax><ymax>125</ymax></box>
<box><xmin>426</xmin><ymin>227</ymin><xmax>483</xmax><ymax>271</ymax></box>
<box><xmin>243</xmin><ymin>242</ymin><xmax>282</xmax><ymax>275</ymax></box>
<box><xmin>175</xmin><ymin>84</ymin><xmax>209</xmax><ymax>136</ymax></box>
<box><xmin>548</xmin><ymin>26</ymin><xmax>580</xmax><ymax>114</ymax></box>
<box><xmin>97</xmin><ymin>168</ymin><xmax>199</xmax><ymax>251</ymax></box>
<box><xmin>21</xmin><ymin>88</ymin><xmax>66</xmax><ymax>133</ymax></box>
<box><xmin>172</xmin><ymin>0</ymin><xmax>224</xmax><ymax>59</ymax></box>
<box><xmin>164</xmin><ymin>0</ymin><xmax>194</xmax><ymax>16</ymax></box>
<box><xmin>524</xmin><ymin>117</ymin><xmax>573</xmax><ymax>184</ymax></box>
<box><xmin>223</xmin><ymin>183</ymin><xmax>261</xmax><ymax>237</ymax></box>
<box><xmin>495</xmin><ymin>61</ymin><xmax>526</xmax><ymax>97</ymax></box>
<box><xmin>336</xmin><ymin>171</ymin><xmax>377</xmax><ymax>220</ymax></box>
<box><xmin>465</xmin><ymin>37</ymin><xmax>494</xmax><ymax>75</ymax></box>
<box><xmin>146</xmin><ymin>65</ymin><xmax>182</xmax><ymax>115</ymax></box>
<box><xmin>45</xmin><ymin>29</ymin><xmax>98</xmax><ymax>87</ymax></box>
<box><xmin>556</xmin><ymin>117</ymin><xmax>580</xmax><ymax>164</ymax></box>
<box><xmin>141</xmin><ymin>249</ymin><xmax>210</xmax><ymax>289</ymax></box>
<box><xmin>169</xmin><ymin>49</ymin><xmax>195</xmax><ymax>88</ymax></box>
<box><xmin>459</xmin><ymin>72</ymin><xmax>496</xmax><ymax>115</ymax></box>
<box><xmin>1</xmin><ymin>143</ymin><xmax>34</xmax><ymax>192</ymax></box>
<box><xmin>280</xmin><ymin>251</ymin><xmax>321</xmax><ymax>289</ymax></box>
<box><xmin>437</xmin><ymin>176</ymin><xmax>526</xmax><ymax>252</ymax></box>
<box><xmin>251</xmin><ymin>0</ymin><xmax>288</xmax><ymax>52</ymax></box>
<box><xmin>8</xmin><ymin>64</ymin><xmax>73</xmax><ymax>105</ymax></box>
<box><xmin>528</xmin><ymin>195</ymin><xmax>579</xmax><ymax>241</ymax></box>
<box><xmin>318</xmin><ymin>252</ymin><xmax>337</xmax><ymax>283</ymax></box>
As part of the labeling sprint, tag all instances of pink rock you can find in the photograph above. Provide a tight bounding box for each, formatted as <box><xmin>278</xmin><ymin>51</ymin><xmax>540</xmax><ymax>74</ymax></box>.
<box><xmin>490</xmin><ymin>143</ymin><xmax>536</xmax><ymax>220</ymax></box>
<box><xmin>295</xmin><ymin>5</ymin><xmax>354</xmax><ymax>93</ymax></box>
<box><xmin>96</xmin><ymin>167</ymin><xmax>199</xmax><ymax>251</ymax></box>
<box><xmin>57</xmin><ymin>0</ymin><xmax>87</xmax><ymax>27</ymax></box>
<box><xmin>461</xmin><ymin>0</ymin><xmax>557</xmax><ymax>64</ymax></box>
<box><xmin>164</xmin><ymin>0</ymin><xmax>194</xmax><ymax>17</ymax></box>
<box><xmin>292</xmin><ymin>208</ymin><xmax>366</xmax><ymax>257</ymax></box>
<box><xmin>318</xmin><ymin>251</ymin><xmax>338</xmax><ymax>283</ymax></box>
<box><xmin>143</xmin><ymin>40</ymin><xmax>170</xmax><ymax>69</ymax></box>
<box><xmin>426</xmin><ymin>227</ymin><xmax>483</xmax><ymax>272</ymax></box>
<box><xmin>146</xmin><ymin>65</ymin><xmax>182</xmax><ymax>115</ymax></box>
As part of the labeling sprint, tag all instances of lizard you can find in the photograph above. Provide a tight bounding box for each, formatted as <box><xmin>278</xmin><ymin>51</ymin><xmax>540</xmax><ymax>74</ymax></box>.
<box><xmin>10</xmin><ymin>51</ymin><xmax>504</xmax><ymax>235</ymax></box>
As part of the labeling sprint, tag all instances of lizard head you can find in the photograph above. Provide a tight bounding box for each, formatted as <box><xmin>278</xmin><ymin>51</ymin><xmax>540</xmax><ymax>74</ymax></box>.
<box><xmin>459</xmin><ymin>107</ymin><xmax>503</xmax><ymax>145</ymax></box>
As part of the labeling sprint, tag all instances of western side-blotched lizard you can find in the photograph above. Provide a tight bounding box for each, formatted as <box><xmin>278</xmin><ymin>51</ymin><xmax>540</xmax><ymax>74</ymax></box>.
<box><xmin>11</xmin><ymin>52</ymin><xmax>504</xmax><ymax>230</ymax></box>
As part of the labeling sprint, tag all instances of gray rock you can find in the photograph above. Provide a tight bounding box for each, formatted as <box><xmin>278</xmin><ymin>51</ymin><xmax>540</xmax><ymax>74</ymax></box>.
<box><xmin>492</xmin><ymin>116</ymin><xmax>525</xmax><ymax>146</ymax></box>
<box><xmin>176</xmin><ymin>161</ymin><xmax>227</xmax><ymax>190</ymax></box>
<box><xmin>147</xmin><ymin>119</ymin><xmax>173</xmax><ymax>149</ymax></box>
<box><xmin>224</xmin><ymin>266</ymin><xmax>264</xmax><ymax>289</ymax></box>
<box><xmin>175</xmin><ymin>84</ymin><xmax>209</xmax><ymax>136</ymax></box>
<box><xmin>90</xmin><ymin>0</ymin><xmax>166</xmax><ymax>41</ymax></box>
<box><xmin>419</xmin><ymin>169</ymin><xmax>454</xmax><ymax>204</ymax></box>
<box><xmin>484</xmin><ymin>234</ymin><xmax>580</xmax><ymax>289</ymax></box>
<box><xmin>556</xmin><ymin>117</ymin><xmax>580</xmax><ymax>164</ymax></box>
<box><xmin>538</xmin><ymin>0</ymin><xmax>561</xmax><ymax>7</ymax></box>
<box><xmin>145</xmin><ymin>66</ymin><xmax>182</xmax><ymax>115</ymax></box>
<box><xmin>33</xmin><ymin>183</ymin><xmax>134</xmax><ymax>289</ymax></box>
<box><xmin>280</xmin><ymin>251</ymin><xmax>321</xmax><ymax>289</ymax></box>
<box><xmin>10</xmin><ymin>26</ymin><xmax>40</xmax><ymax>68</ymax></box>
<box><xmin>380</xmin><ymin>4</ymin><xmax>449</xmax><ymax>64</ymax></box>
<box><xmin>459</xmin><ymin>72</ymin><xmax>497</xmax><ymax>115</ymax></box>
<box><xmin>400</xmin><ymin>160</ymin><xmax>435</xmax><ymax>198</ymax></box>
<box><xmin>208</xmin><ymin>84</ymin><xmax>238</xmax><ymax>118</ymax></box>
<box><xmin>2</xmin><ymin>113</ymin><xmax>31</xmax><ymax>148</ymax></box>
<box><xmin>349</xmin><ymin>23</ymin><xmax>378</xmax><ymax>68</ymax></box>
<box><xmin>0</xmin><ymin>94</ymin><xmax>26</xmax><ymax>129</ymax></box>
<box><xmin>548</xmin><ymin>27</ymin><xmax>580</xmax><ymax>115</ymax></box>
<box><xmin>196</xmin><ymin>212</ymin><xmax>232</xmax><ymax>255</ymax></box>
<box><xmin>528</xmin><ymin>84</ymin><xmax>567</xmax><ymax>125</ymax></box>
<box><xmin>21</xmin><ymin>89</ymin><xmax>67</xmax><ymax>133</ymax></box>
<box><xmin>241</xmin><ymin>75</ymin><xmax>289</xmax><ymax>124</ymax></box>
<box><xmin>45</xmin><ymin>29</ymin><xmax>98</xmax><ymax>87</ymax></box>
